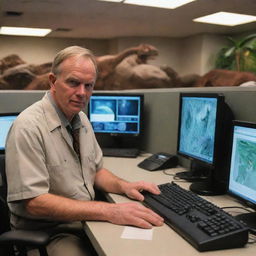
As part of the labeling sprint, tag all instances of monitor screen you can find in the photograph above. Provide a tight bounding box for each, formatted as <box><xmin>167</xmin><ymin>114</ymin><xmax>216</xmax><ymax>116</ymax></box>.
<box><xmin>228</xmin><ymin>121</ymin><xmax>256</xmax><ymax>207</ymax></box>
<box><xmin>228</xmin><ymin>121</ymin><xmax>256</xmax><ymax>229</ymax></box>
<box><xmin>176</xmin><ymin>93</ymin><xmax>234</xmax><ymax>195</ymax></box>
<box><xmin>177</xmin><ymin>93</ymin><xmax>221</xmax><ymax>165</ymax></box>
<box><xmin>88</xmin><ymin>94</ymin><xmax>143</xmax><ymax>136</ymax></box>
<box><xmin>0</xmin><ymin>113</ymin><xmax>19</xmax><ymax>153</ymax></box>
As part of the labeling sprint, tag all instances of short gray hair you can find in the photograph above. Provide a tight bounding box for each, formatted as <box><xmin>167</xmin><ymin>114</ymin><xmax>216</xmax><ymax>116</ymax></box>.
<box><xmin>51</xmin><ymin>45</ymin><xmax>98</xmax><ymax>75</ymax></box>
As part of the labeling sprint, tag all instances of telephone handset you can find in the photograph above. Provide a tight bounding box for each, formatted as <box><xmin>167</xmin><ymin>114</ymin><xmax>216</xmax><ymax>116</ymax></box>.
<box><xmin>137</xmin><ymin>152</ymin><xmax>178</xmax><ymax>171</ymax></box>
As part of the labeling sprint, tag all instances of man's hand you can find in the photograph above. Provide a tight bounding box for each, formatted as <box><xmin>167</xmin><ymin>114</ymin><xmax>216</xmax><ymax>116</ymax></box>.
<box><xmin>107</xmin><ymin>202</ymin><xmax>164</xmax><ymax>229</ymax></box>
<box><xmin>122</xmin><ymin>181</ymin><xmax>161</xmax><ymax>201</ymax></box>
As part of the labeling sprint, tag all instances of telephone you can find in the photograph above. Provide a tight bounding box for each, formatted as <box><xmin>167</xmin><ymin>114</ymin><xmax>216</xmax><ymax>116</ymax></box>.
<box><xmin>137</xmin><ymin>152</ymin><xmax>178</xmax><ymax>171</ymax></box>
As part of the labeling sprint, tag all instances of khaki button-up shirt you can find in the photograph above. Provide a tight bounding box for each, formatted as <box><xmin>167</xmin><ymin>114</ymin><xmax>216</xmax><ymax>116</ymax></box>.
<box><xmin>6</xmin><ymin>93</ymin><xmax>103</xmax><ymax>229</ymax></box>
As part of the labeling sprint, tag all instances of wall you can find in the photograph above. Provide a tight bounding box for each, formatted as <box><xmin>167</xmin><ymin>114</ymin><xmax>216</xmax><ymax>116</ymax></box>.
<box><xmin>1</xmin><ymin>87</ymin><xmax>256</xmax><ymax>156</ymax></box>
<box><xmin>0</xmin><ymin>35</ymin><xmax>109</xmax><ymax>64</ymax></box>
<box><xmin>178</xmin><ymin>34</ymin><xmax>228</xmax><ymax>76</ymax></box>
<box><xmin>110</xmin><ymin>37</ymin><xmax>182</xmax><ymax>72</ymax></box>
<box><xmin>201</xmin><ymin>34</ymin><xmax>228</xmax><ymax>75</ymax></box>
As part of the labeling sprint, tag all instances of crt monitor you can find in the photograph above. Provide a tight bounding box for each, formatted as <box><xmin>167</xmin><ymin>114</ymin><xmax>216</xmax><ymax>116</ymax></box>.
<box><xmin>228</xmin><ymin>121</ymin><xmax>256</xmax><ymax>230</ymax></box>
<box><xmin>0</xmin><ymin>113</ymin><xmax>19</xmax><ymax>154</ymax></box>
<box><xmin>88</xmin><ymin>93</ymin><xmax>143</xmax><ymax>148</ymax></box>
<box><xmin>176</xmin><ymin>93</ymin><xmax>234</xmax><ymax>195</ymax></box>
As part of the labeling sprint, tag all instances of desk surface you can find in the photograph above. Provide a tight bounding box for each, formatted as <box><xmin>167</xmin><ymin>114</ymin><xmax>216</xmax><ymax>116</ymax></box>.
<box><xmin>84</xmin><ymin>155</ymin><xmax>256</xmax><ymax>256</ymax></box>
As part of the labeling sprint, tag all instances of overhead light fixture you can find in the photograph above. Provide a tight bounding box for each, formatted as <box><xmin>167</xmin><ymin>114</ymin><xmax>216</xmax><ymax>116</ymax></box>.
<box><xmin>0</xmin><ymin>26</ymin><xmax>52</xmax><ymax>37</ymax></box>
<box><xmin>193</xmin><ymin>12</ymin><xmax>256</xmax><ymax>26</ymax></box>
<box><xmin>98</xmin><ymin>0</ymin><xmax>196</xmax><ymax>9</ymax></box>
<box><xmin>98</xmin><ymin>0</ymin><xmax>122</xmax><ymax>2</ymax></box>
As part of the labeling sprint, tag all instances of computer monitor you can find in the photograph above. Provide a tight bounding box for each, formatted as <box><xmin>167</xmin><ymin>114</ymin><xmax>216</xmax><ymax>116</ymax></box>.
<box><xmin>88</xmin><ymin>93</ymin><xmax>144</xmax><ymax>149</ymax></box>
<box><xmin>228</xmin><ymin>121</ymin><xmax>256</xmax><ymax>230</ymax></box>
<box><xmin>176</xmin><ymin>93</ymin><xmax>234</xmax><ymax>195</ymax></box>
<box><xmin>0</xmin><ymin>113</ymin><xmax>19</xmax><ymax>154</ymax></box>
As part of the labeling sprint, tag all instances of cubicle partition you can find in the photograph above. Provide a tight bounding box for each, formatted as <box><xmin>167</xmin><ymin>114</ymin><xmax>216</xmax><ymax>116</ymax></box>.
<box><xmin>1</xmin><ymin>87</ymin><xmax>256</xmax><ymax>158</ymax></box>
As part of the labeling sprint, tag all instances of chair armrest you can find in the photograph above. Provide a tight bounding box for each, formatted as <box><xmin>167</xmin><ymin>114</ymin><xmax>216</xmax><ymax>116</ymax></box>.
<box><xmin>0</xmin><ymin>230</ymin><xmax>50</xmax><ymax>246</ymax></box>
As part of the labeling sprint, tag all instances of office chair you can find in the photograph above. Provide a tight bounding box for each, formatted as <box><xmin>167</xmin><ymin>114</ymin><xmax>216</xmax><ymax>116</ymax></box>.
<box><xmin>0</xmin><ymin>154</ymin><xmax>50</xmax><ymax>256</ymax></box>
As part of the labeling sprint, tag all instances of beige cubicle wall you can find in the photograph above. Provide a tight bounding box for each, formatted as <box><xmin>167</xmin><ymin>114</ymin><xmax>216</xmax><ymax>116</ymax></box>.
<box><xmin>1</xmin><ymin>87</ymin><xmax>256</xmax><ymax>156</ymax></box>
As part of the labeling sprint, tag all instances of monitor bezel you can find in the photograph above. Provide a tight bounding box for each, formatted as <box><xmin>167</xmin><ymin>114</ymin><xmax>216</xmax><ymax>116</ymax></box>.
<box><xmin>88</xmin><ymin>93</ymin><xmax>144</xmax><ymax>137</ymax></box>
<box><xmin>228</xmin><ymin>120</ymin><xmax>256</xmax><ymax>210</ymax></box>
<box><xmin>0</xmin><ymin>112</ymin><xmax>20</xmax><ymax>154</ymax></box>
<box><xmin>176</xmin><ymin>92</ymin><xmax>225</xmax><ymax>168</ymax></box>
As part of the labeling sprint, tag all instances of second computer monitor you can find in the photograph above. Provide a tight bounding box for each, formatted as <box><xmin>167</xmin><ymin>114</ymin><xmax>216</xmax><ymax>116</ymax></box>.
<box><xmin>176</xmin><ymin>93</ymin><xmax>234</xmax><ymax>195</ymax></box>
<box><xmin>178</xmin><ymin>93</ymin><xmax>218</xmax><ymax>164</ymax></box>
<box><xmin>88</xmin><ymin>93</ymin><xmax>143</xmax><ymax>149</ymax></box>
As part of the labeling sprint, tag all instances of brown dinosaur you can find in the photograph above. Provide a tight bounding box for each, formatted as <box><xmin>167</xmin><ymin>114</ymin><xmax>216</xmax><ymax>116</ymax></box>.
<box><xmin>95</xmin><ymin>44</ymin><xmax>194</xmax><ymax>90</ymax></box>
<box><xmin>195</xmin><ymin>69</ymin><xmax>256</xmax><ymax>87</ymax></box>
<box><xmin>94</xmin><ymin>44</ymin><xmax>159</xmax><ymax>90</ymax></box>
<box><xmin>0</xmin><ymin>45</ymin><xmax>196</xmax><ymax>90</ymax></box>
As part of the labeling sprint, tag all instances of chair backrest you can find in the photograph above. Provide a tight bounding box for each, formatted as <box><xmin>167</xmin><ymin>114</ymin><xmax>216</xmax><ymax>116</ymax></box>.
<box><xmin>0</xmin><ymin>154</ymin><xmax>11</xmax><ymax>235</ymax></box>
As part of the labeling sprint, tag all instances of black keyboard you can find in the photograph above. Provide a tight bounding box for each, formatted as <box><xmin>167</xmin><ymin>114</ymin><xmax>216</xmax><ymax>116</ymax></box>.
<box><xmin>142</xmin><ymin>182</ymin><xmax>249</xmax><ymax>251</ymax></box>
<box><xmin>102</xmin><ymin>148</ymin><xmax>139</xmax><ymax>158</ymax></box>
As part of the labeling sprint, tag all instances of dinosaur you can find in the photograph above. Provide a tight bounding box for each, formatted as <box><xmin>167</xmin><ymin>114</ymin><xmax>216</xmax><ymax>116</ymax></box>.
<box><xmin>195</xmin><ymin>69</ymin><xmax>256</xmax><ymax>87</ymax></box>
<box><xmin>0</xmin><ymin>44</ymin><xmax>196</xmax><ymax>90</ymax></box>
<box><xmin>94</xmin><ymin>44</ymin><xmax>160</xmax><ymax>90</ymax></box>
<box><xmin>94</xmin><ymin>44</ymin><xmax>192</xmax><ymax>90</ymax></box>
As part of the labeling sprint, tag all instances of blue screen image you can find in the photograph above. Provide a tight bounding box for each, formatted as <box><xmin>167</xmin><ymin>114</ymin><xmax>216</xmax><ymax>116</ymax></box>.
<box><xmin>229</xmin><ymin>125</ymin><xmax>256</xmax><ymax>205</ymax></box>
<box><xmin>178</xmin><ymin>97</ymin><xmax>217</xmax><ymax>163</ymax></box>
<box><xmin>89</xmin><ymin>95</ymin><xmax>141</xmax><ymax>134</ymax></box>
<box><xmin>0</xmin><ymin>115</ymin><xmax>17</xmax><ymax>150</ymax></box>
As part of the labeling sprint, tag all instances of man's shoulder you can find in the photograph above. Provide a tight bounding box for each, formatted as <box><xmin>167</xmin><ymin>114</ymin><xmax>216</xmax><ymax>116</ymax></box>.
<box><xmin>15</xmin><ymin>99</ymin><xmax>45</xmax><ymax>128</ymax></box>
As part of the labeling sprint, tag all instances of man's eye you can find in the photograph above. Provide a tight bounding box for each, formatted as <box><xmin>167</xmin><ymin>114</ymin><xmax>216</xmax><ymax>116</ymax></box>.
<box><xmin>84</xmin><ymin>83</ymin><xmax>93</xmax><ymax>91</ymax></box>
<box><xmin>68</xmin><ymin>79</ymin><xmax>80</xmax><ymax>87</ymax></box>
<box><xmin>85</xmin><ymin>83</ymin><xmax>93</xmax><ymax>89</ymax></box>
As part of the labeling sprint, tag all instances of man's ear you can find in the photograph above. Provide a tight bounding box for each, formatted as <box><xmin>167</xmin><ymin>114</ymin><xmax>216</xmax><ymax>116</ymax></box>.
<box><xmin>49</xmin><ymin>73</ymin><xmax>57</xmax><ymax>89</ymax></box>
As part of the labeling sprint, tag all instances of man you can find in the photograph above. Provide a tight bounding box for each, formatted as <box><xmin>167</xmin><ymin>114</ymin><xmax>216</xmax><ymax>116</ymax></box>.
<box><xmin>5</xmin><ymin>46</ymin><xmax>163</xmax><ymax>256</ymax></box>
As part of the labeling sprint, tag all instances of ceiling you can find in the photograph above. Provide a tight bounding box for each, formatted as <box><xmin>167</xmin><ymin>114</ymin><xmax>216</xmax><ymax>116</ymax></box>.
<box><xmin>0</xmin><ymin>0</ymin><xmax>256</xmax><ymax>39</ymax></box>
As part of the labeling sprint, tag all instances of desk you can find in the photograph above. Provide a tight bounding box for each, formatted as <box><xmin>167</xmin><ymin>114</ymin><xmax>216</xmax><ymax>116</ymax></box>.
<box><xmin>84</xmin><ymin>156</ymin><xmax>255</xmax><ymax>256</ymax></box>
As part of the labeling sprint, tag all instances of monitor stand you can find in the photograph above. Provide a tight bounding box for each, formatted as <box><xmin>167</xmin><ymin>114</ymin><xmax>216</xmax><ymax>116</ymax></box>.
<box><xmin>175</xmin><ymin>161</ymin><xmax>209</xmax><ymax>182</ymax></box>
<box><xmin>235</xmin><ymin>212</ymin><xmax>256</xmax><ymax>231</ymax></box>
<box><xmin>189</xmin><ymin>162</ymin><xmax>228</xmax><ymax>196</ymax></box>
<box><xmin>189</xmin><ymin>180</ymin><xmax>226</xmax><ymax>196</ymax></box>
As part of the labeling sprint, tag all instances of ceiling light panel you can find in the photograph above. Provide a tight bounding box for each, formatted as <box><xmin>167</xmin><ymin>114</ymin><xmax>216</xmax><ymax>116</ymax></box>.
<box><xmin>98</xmin><ymin>0</ymin><xmax>197</xmax><ymax>9</ymax></box>
<box><xmin>193</xmin><ymin>12</ymin><xmax>256</xmax><ymax>26</ymax></box>
<box><xmin>123</xmin><ymin>0</ymin><xmax>196</xmax><ymax>9</ymax></box>
<box><xmin>98</xmin><ymin>0</ymin><xmax>122</xmax><ymax>2</ymax></box>
<box><xmin>0</xmin><ymin>26</ymin><xmax>52</xmax><ymax>37</ymax></box>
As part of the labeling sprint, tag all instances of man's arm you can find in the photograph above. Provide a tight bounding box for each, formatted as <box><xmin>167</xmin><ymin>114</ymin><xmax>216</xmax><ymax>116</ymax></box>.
<box><xmin>25</xmin><ymin>192</ymin><xmax>164</xmax><ymax>229</ymax></box>
<box><xmin>94</xmin><ymin>168</ymin><xmax>161</xmax><ymax>201</ymax></box>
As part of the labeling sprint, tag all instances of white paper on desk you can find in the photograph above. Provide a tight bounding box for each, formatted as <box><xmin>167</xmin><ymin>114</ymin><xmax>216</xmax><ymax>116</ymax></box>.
<box><xmin>121</xmin><ymin>226</ymin><xmax>153</xmax><ymax>240</ymax></box>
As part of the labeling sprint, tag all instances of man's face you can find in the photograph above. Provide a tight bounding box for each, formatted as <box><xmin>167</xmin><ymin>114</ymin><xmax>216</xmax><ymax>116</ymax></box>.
<box><xmin>49</xmin><ymin>56</ymin><xmax>96</xmax><ymax>121</ymax></box>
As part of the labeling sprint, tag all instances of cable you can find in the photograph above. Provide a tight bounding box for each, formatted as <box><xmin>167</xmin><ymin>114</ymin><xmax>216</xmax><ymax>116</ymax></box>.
<box><xmin>162</xmin><ymin>169</ymin><xmax>175</xmax><ymax>176</ymax></box>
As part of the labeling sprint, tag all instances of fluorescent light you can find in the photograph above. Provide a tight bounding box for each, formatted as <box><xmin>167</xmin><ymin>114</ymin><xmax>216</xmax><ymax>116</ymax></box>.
<box><xmin>0</xmin><ymin>26</ymin><xmax>52</xmax><ymax>36</ymax></box>
<box><xmin>193</xmin><ymin>12</ymin><xmax>256</xmax><ymax>26</ymax></box>
<box><xmin>124</xmin><ymin>0</ymin><xmax>196</xmax><ymax>9</ymax></box>
<box><xmin>98</xmin><ymin>0</ymin><xmax>122</xmax><ymax>2</ymax></box>
<box><xmin>98</xmin><ymin>0</ymin><xmax>197</xmax><ymax>9</ymax></box>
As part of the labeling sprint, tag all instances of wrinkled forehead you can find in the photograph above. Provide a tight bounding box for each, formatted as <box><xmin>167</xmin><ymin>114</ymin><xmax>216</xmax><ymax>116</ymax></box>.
<box><xmin>58</xmin><ymin>55</ymin><xmax>97</xmax><ymax>77</ymax></box>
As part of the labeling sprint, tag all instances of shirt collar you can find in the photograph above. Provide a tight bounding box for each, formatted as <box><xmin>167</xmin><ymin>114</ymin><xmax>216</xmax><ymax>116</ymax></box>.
<box><xmin>47</xmin><ymin>91</ymin><xmax>82</xmax><ymax>130</ymax></box>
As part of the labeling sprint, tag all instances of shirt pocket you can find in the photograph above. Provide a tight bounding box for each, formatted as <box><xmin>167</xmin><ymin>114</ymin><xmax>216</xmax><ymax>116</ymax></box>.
<box><xmin>47</xmin><ymin>161</ymin><xmax>80</xmax><ymax>198</ymax></box>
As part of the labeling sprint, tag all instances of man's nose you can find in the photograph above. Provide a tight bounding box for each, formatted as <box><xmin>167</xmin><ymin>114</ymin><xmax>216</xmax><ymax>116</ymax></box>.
<box><xmin>77</xmin><ymin>84</ymin><xmax>86</xmax><ymax>95</ymax></box>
